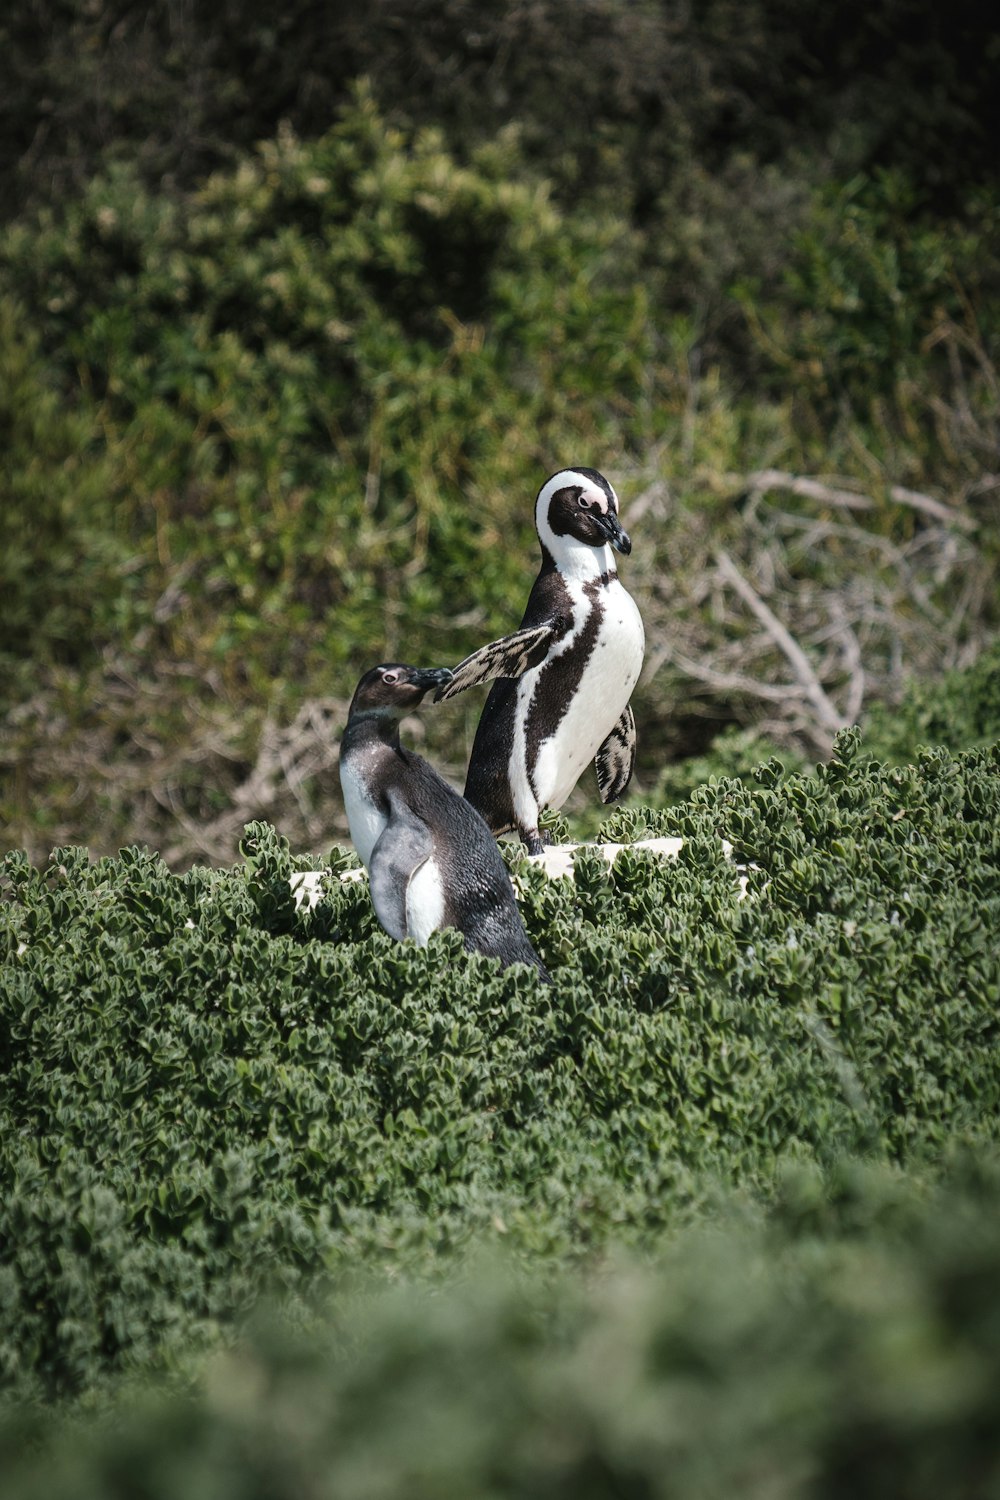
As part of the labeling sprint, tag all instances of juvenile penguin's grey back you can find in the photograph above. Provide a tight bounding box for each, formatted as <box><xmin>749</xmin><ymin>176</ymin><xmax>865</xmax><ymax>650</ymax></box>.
<box><xmin>398</xmin><ymin>751</ymin><xmax>550</xmax><ymax>978</ymax></box>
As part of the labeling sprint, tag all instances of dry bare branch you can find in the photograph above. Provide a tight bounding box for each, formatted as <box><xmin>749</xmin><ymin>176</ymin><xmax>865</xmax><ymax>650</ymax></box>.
<box><xmin>630</xmin><ymin>453</ymin><xmax>994</xmax><ymax>761</ymax></box>
<box><xmin>650</xmin><ymin>645</ymin><xmax>808</xmax><ymax>704</ymax></box>
<box><xmin>745</xmin><ymin>469</ymin><xmax>876</xmax><ymax>514</ymax></box>
<box><xmin>161</xmin><ymin>696</ymin><xmax>345</xmax><ymax>867</ymax></box>
<box><xmin>828</xmin><ymin>600</ymin><xmax>866</xmax><ymax>724</ymax></box>
<box><xmin>888</xmin><ymin>483</ymin><xmax>975</xmax><ymax>529</ymax></box>
<box><xmin>744</xmin><ymin>468</ymin><xmax>974</xmax><ymax>530</ymax></box>
<box><xmin>714</xmin><ymin>550</ymin><xmax>847</xmax><ymax>738</ymax></box>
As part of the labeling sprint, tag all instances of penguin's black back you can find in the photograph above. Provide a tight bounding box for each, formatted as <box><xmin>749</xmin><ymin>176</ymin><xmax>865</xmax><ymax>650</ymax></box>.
<box><xmin>463</xmin><ymin>564</ymin><xmax>576</xmax><ymax>833</ymax></box>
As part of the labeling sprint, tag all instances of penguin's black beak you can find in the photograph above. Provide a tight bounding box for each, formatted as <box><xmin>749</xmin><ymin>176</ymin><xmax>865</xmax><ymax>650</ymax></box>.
<box><xmin>408</xmin><ymin>666</ymin><xmax>454</xmax><ymax>696</ymax></box>
<box><xmin>596</xmin><ymin>510</ymin><xmax>632</xmax><ymax>555</ymax></box>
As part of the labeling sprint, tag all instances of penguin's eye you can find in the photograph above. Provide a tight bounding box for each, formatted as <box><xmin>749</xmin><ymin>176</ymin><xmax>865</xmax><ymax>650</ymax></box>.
<box><xmin>381</xmin><ymin>670</ymin><xmax>400</xmax><ymax>685</ymax></box>
<box><xmin>577</xmin><ymin>493</ymin><xmax>592</xmax><ymax>510</ymax></box>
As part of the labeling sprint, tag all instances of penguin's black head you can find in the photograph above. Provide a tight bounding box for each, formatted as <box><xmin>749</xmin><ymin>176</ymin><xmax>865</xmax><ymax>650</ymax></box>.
<box><xmin>536</xmin><ymin>466</ymin><xmax>631</xmax><ymax>559</ymax></box>
<box><xmin>348</xmin><ymin>663</ymin><xmax>454</xmax><ymax>719</ymax></box>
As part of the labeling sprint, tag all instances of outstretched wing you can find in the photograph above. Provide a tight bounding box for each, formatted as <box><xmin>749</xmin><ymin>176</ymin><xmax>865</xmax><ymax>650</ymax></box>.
<box><xmin>595</xmin><ymin>704</ymin><xmax>637</xmax><ymax>803</ymax></box>
<box><xmin>434</xmin><ymin>623</ymin><xmax>555</xmax><ymax>701</ymax></box>
<box><xmin>369</xmin><ymin>797</ymin><xmax>434</xmax><ymax>940</ymax></box>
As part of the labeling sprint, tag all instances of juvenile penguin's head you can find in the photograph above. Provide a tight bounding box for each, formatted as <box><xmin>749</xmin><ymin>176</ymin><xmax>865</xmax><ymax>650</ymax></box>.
<box><xmin>348</xmin><ymin>663</ymin><xmax>454</xmax><ymax>720</ymax></box>
<box><xmin>535</xmin><ymin>467</ymin><xmax>631</xmax><ymax>576</ymax></box>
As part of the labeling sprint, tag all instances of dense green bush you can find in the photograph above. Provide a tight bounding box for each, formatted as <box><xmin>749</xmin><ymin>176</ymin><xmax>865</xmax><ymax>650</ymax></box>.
<box><xmin>2</xmin><ymin>12</ymin><xmax>998</xmax><ymax>1483</ymax></box>
<box><xmin>862</xmin><ymin>640</ymin><xmax>1000</xmax><ymax>763</ymax></box>
<box><xmin>0</xmin><ymin>90</ymin><xmax>649</xmax><ymax>696</ymax></box>
<box><xmin>2</xmin><ymin>731</ymin><xmax>998</xmax><ymax>1403</ymax></box>
<box><xmin>4</xmin><ymin>1</ymin><xmax>997</xmax><ymax>224</ymax></box>
<box><xmin>4</xmin><ymin>1157</ymin><xmax>1000</xmax><ymax>1498</ymax></box>
<box><xmin>0</xmin><ymin>298</ymin><xmax>124</xmax><ymax>696</ymax></box>
<box><xmin>0</xmin><ymin>93</ymin><xmax>665</xmax><ymax>861</ymax></box>
<box><xmin>741</xmin><ymin>169</ymin><xmax>1000</xmax><ymax>436</ymax></box>
<box><xmin>2</xmin><ymin>74</ymin><xmax>998</xmax><ymax>863</ymax></box>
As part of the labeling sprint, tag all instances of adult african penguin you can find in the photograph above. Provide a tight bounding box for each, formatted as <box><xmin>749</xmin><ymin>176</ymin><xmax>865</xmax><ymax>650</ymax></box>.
<box><xmin>436</xmin><ymin>467</ymin><xmax>644</xmax><ymax>854</ymax></box>
<box><xmin>339</xmin><ymin>662</ymin><xmax>550</xmax><ymax>980</ymax></box>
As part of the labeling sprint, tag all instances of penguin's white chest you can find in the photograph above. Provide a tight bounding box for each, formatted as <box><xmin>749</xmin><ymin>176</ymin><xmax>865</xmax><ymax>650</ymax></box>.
<box><xmin>339</xmin><ymin>759</ymin><xmax>387</xmax><ymax>868</ymax></box>
<box><xmin>528</xmin><ymin>578</ymin><xmax>644</xmax><ymax>809</ymax></box>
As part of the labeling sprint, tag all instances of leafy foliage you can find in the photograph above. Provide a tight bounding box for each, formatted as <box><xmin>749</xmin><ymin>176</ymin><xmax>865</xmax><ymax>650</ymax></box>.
<box><xmin>0</xmin><ymin>94</ymin><xmax>661</xmax><ymax>862</ymax></box>
<box><xmin>1</xmin><ymin>74</ymin><xmax>998</xmax><ymax>863</ymax></box>
<box><xmin>862</xmin><ymin>640</ymin><xmax>1000</xmax><ymax>763</ymax></box>
<box><xmin>0</xmin><ymin>298</ymin><xmax>124</xmax><ymax>696</ymax></box>
<box><xmin>0</xmin><ymin>91</ymin><xmax>647</xmax><ymax>689</ymax></box>
<box><xmin>4</xmin><ymin>1158</ymin><xmax>1000</xmax><ymax>1498</ymax></box>
<box><xmin>3</xmin><ymin>1</ymin><xmax>997</xmax><ymax>224</ymax></box>
<box><xmin>1</xmin><ymin>10</ymin><xmax>999</xmax><ymax>1483</ymax></box>
<box><xmin>741</xmin><ymin>169</ymin><xmax>1000</xmax><ymax>429</ymax></box>
<box><xmin>2</xmin><ymin>733</ymin><xmax>998</xmax><ymax>1404</ymax></box>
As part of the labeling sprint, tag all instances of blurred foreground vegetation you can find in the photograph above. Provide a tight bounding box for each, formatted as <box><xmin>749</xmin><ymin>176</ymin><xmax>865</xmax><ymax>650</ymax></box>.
<box><xmin>1</xmin><ymin>0</ymin><xmax>998</xmax><ymax>865</ymax></box>
<box><xmin>4</xmin><ymin>1171</ymin><xmax>1000</xmax><ymax>1498</ymax></box>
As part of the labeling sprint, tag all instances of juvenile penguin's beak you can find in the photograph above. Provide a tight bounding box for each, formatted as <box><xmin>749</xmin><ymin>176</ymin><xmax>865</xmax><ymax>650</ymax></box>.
<box><xmin>597</xmin><ymin>511</ymin><xmax>632</xmax><ymax>555</ymax></box>
<box><xmin>409</xmin><ymin>666</ymin><xmax>454</xmax><ymax>696</ymax></box>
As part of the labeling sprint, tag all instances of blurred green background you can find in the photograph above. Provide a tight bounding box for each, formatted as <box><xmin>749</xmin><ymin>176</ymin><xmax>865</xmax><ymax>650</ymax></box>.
<box><xmin>2</xmin><ymin>0</ymin><xmax>998</xmax><ymax>866</ymax></box>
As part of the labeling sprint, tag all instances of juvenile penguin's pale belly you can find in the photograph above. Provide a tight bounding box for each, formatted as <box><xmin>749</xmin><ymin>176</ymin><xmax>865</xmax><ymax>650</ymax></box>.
<box><xmin>527</xmin><ymin>579</ymin><xmax>644</xmax><ymax>810</ymax></box>
<box><xmin>341</xmin><ymin>758</ymin><xmax>445</xmax><ymax>944</ymax></box>
<box><xmin>339</xmin><ymin>760</ymin><xmax>387</xmax><ymax>868</ymax></box>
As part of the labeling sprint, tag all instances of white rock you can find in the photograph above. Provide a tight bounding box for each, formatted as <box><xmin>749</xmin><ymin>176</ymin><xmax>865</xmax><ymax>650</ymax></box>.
<box><xmin>291</xmin><ymin>834</ymin><xmax>755</xmax><ymax>906</ymax></box>
<box><xmin>524</xmin><ymin>837</ymin><xmax>685</xmax><ymax>879</ymax></box>
<box><xmin>289</xmin><ymin>870</ymin><xmax>328</xmax><ymax>911</ymax></box>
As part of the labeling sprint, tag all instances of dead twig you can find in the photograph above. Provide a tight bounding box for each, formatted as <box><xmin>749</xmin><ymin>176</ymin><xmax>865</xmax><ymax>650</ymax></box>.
<box><xmin>714</xmin><ymin>550</ymin><xmax>848</xmax><ymax>740</ymax></box>
<box><xmin>744</xmin><ymin>468</ymin><xmax>975</xmax><ymax>530</ymax></box>
<box><xmin>161</xmin><ymin>696</ymin><xmax>345</xmax><ymax>867</ymax></box>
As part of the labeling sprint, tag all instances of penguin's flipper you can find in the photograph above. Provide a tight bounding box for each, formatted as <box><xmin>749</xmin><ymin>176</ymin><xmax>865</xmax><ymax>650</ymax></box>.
<box><xmin>595</xmin><ymin>704</ymin><xmax>637</xmax><ymax>803</ymax></box>
<box><xmin>369</xmin><ymin>801</ymin><xmax>434</xmax><ymax>941</ymax></box>
<box><xmin>434</xmin><ymin>624</ymin><xmax>555</xmax><ymax>701</ymax></box>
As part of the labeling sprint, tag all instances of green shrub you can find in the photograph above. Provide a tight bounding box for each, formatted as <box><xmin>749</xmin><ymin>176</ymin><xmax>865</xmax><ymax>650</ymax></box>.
<box><xmin>740</xmin><ymin>170</ymin><xmax>1000</xmax><ymax>434</ymax></box>
<box><xmin>3</xmin><ymin>1156</ymin><xmax>1000</xmax><ymax>1498</ymax></box>
<box><xmin>2</xmin><ymin>87</ymin><xmax>999</xmax><ymax>862</ymax></box>
<box><xmin>0</xmin><ymin>90</ymin><xmax>650</xmax><ymax>696</ymax></box>
<box><xmin>2</xmin><ymin>733</ymin><xmax>998</xmax><ymax>1401</ymax></box>
<box><xmin>862</xmin><ymin>640</ymin><xmax>1000</xmax><ymax>763</ymax></box>
<box><xmin>0</xmin><ymin>91</ymin><xmax>667</xmax><ymax>860</ymax></box>
<box><xmin>0</xmin><ymin>298</ymin><xmax>124</xmax><ymax>698</ymax></box>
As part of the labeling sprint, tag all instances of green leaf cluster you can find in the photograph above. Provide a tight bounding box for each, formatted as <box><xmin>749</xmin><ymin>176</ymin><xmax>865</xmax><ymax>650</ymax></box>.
<box><xmin>2</xmin><ymin>735</ymin><xmax>998</xmax><ymax>1404</ymax></box>
<box><xmin>0</xmin><ymin>91</ymin><xmax>648</xmax><ymax>700</ymax></box>
<box><xmin>3</xmin><ymin>1161</ymin><xmax>1000</xmax><ymax>1497</ymax></box>
<box><xmin>740</xmin><ymin>169</ymin><xmax>1000</xmax><ymax>428</ymax></box>
<box><xmin>0</xmin><ymin>298</ymin><xmax>122</xmax><ymax>697</ymax></box>
<box><xmin>1</xmin><ymin>82</ymin><xmax>998</xmax><ymax>861</ymax></box>
<box><xmin>862</xmin><ymin>639</ymin><xmax>1000</xmax><ymax>764</ymax></box>
<box><xmin>8</xmin><ymin>1154</ymin><xmax>1000</xmax><ymax>1496</ymax></box>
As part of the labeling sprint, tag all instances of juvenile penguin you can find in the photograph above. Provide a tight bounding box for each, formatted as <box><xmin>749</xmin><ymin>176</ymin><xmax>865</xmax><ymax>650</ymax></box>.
<box><xmin>436</xmin><ymin>467</ymin><xmax>644</xmax><ymax>854</ymax></box>
<box><xmin>339</xmin><ymin>662</ymin><xmax>549</xmax><ymax>979</ymax></box>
